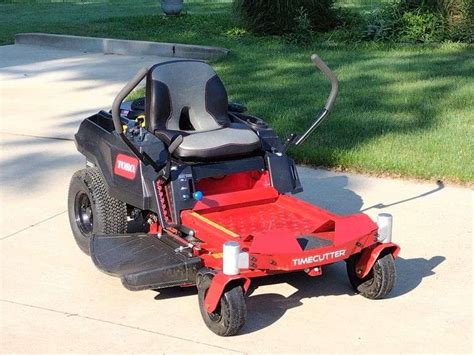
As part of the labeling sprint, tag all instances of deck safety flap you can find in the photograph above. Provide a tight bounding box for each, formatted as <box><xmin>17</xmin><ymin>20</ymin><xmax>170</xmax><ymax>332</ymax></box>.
<box><xmin>249</xmin><ymin>229</ymin><xmax>302</xmax><ymax>254</ymax></box>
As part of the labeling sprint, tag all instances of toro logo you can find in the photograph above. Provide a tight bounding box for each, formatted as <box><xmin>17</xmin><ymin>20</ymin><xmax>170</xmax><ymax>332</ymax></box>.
<box><xmin>114</xmin><ymin>154</ymin><xmax>138</xmax><ymax>180</ymax></box>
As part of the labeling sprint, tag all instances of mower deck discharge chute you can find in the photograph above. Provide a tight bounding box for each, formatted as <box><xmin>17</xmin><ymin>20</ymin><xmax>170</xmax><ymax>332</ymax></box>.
<box><xmin>68</xmin><ymin>54</ymin><xmax>400</xmax><ymax>336</ymax></box>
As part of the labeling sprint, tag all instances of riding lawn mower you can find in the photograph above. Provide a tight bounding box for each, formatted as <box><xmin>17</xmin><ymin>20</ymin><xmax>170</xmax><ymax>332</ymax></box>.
<box><xmin>68</xmin><ymin>54</ymin><xmax>400</xmax><ymax>336</ymax></box>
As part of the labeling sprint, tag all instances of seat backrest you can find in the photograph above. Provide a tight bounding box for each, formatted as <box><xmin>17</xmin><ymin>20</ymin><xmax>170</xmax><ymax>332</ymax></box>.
<box><xmin>145</xmin><ymin>60</ymin><xmax>230</xmax><ymax>133</ymax></box>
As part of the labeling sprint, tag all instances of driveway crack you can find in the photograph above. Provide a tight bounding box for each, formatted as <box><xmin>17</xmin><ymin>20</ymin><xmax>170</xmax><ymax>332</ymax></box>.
<box><xmin>1</xmin><ymin>210</ymin><xmax>67</xmax><ymax>240</ymax></box>
<box><xmin>1</xmin><ymin>299</ymin><xmax>245</xmax><ymax>353</ymax></box>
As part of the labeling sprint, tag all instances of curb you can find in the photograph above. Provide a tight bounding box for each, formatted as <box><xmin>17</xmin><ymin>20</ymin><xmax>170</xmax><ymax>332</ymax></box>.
<box><xmin>15</xmin><ymin>33</ymin><xmax>229</xmax><ymax>60</ymax></box>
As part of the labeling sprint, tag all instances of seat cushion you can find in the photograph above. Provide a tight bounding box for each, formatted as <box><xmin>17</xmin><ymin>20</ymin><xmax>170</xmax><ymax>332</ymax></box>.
<box><xmin>173</xmin><ymin>126</ymin><xmax>261</xmax><ymax>161</ymax></box>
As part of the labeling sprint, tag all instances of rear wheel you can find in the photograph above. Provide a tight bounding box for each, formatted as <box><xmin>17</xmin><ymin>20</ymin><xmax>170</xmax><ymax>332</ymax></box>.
<box><xmin>346</xmin><ymin>252</ymin><xmax>396</xmax><ymax>299</ymax></box>
<box><xmin>197</xmin><ymin>274</ymin><xmax>247</xmax><ymax>336</ymax></box>
<box><xmin>68</xmin><ymin>168</ymin><xmax>127</xmax><ymax>255</ymax></box>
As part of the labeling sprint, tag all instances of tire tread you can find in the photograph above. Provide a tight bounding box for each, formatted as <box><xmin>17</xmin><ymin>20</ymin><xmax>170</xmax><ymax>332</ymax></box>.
<box><xmin>197</xmin><ymin>275</ymin><xmax>247</xmax><ymax>336</ymax></box>
<box><xmin>68</xmin><ymin>167</ymin><xmax>127</xmax><ymax>255</ymax></box>
<box><xmin>346</xmin><ymin>252</ymin><xmax>396</xmax><ymax>300</ymax></box>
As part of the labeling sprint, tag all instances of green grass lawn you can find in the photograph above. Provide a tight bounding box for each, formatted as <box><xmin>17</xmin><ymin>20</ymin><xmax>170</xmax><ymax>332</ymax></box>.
<box><xmin>1</xmin><ymin>0</ymin><xmax>472</xmax><ymax>182</ymax></box>
<box><xmin>337</xmin><ymin>0</ymin><xmax>390</xmax><ymax>13</ymax></box>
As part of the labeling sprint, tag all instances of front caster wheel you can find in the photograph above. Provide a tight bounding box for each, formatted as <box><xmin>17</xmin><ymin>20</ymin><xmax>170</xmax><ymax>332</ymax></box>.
<box><xmin>346</xmin><ymin>252</ymin><xmax>396</xmax><ymax>299</ymax></box>
<box><xmin>197</xmin><ymin>274</ymin><xmax>247</xmax><ymax>336</ymax></box>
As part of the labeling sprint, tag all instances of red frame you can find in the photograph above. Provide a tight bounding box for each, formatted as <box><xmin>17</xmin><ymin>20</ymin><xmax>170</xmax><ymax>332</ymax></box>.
<box><xmin>153</xmin><ymin>171</ymin><xmax>400</xmax><ymax>313</ymax></box>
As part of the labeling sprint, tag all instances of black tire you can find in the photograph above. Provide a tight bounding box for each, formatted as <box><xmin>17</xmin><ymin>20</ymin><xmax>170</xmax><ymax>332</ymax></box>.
<box><xmin>346</xmin><ymin>252</ymin><xmax>396</xmax><ymax>299</ymax></box>
<box><xmin>197</xmin><ymin>274</ymin><xmax>247</xmax><ymax>336</ymax></box>
<box><xmin>68</xmin><ymin>167</ymin><xmax>127</xmax><ymax>255</ymax></box>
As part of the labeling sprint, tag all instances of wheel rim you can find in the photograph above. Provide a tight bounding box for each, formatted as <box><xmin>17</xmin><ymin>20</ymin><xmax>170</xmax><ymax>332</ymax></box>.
<box><xmin>363</xmin><ymin>268</ymin><xmax>375</xmax><ymax>286</ymax></box>
<box><xmin>74</xmin><ymin>191</ymin><xmax>93</xmax><ymax>235</ymax></box>
<box><xmin>208</xmin><ymin>301</ymin><xmax>223</xmax><ymax>322</ymax></box>
<box><xmin>199</xmin><ymin>275</ymin><xmax>223</xmax><ymax>322</ymax></box>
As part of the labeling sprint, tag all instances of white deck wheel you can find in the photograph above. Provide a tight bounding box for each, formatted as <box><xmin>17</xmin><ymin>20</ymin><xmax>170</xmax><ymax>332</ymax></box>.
<box><xmin>377</xmin><ymin>213</ymin><xmax>393</xmax><ymax>243</ymax></box>
<box><xmin>223</xmin><ymin>241</ymin><xmax>240</xmax><ymax>275</ymax></box>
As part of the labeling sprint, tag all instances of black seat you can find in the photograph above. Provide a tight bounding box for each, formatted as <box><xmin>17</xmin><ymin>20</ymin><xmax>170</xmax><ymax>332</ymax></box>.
<box><xmin>145</xmin><ymin>60</ymin><xmax>261</xmax><ymax>161</ymax></box>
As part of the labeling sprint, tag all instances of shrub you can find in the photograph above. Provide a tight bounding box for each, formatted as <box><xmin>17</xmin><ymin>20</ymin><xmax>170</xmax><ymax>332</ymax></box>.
<box><xmin>363</xmin><ymin>3</ymin><xmax>399</xmax><ymax>41</ymax></box>
<box><xmin>399</xmin><ymin>10</ymin><xmax>445</xmax><ymax>42</ymax></box>
<box><xmin>364</xmin><ymin>0</ymin><xmax>473</xmax><ymax>43</ymax></box>
<box><xmin>284</xmin><ymin>7</ymin><xmax>314</xmax><ymax>45</ymax></box>
<box><xmin>441</xmin><ymin>0</ymin><xmax>474</xmax><ymax>41</ymax></box>
<box><xmin>233</xmin><ymin>0</ymin><xmax>338</xmax><ymax>36</ymax></box>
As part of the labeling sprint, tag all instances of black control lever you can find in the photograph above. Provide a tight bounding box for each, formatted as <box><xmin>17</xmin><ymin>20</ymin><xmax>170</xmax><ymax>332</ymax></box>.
<box><xmin>282</xmin><ymin>133</ymin><xmax>300</xmax><ymax>151</ymax></box>
<box><xmin>157</xmin><ymin>135</ymin><xmax>184</xmax><ymax>182</ymax></box>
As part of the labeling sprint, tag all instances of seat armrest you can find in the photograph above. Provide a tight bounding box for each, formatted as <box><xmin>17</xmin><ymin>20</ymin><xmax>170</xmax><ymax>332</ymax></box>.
<box><xmin>154</xmin><ymin>129</ymin><xmax>189</xmax><ymax>145</ymax></box>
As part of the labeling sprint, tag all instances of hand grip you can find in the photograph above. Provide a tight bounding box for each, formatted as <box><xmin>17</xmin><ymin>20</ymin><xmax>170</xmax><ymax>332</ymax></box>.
<box><xmin>311</xmin><ymin>54</ymin><xmax>338</xmax><ymax>112</ymax></box>
<box><xmin>112</xmin><ymin>67</ymin><xmax>149</xmax><ymax>134</ymax></box>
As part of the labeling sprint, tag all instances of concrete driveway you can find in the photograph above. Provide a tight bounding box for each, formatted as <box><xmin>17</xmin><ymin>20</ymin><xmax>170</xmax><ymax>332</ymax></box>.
<box><xmin>0</xmin><ymin>44</ymin><xmax>472</xmax><ymax>353</ymax></box>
